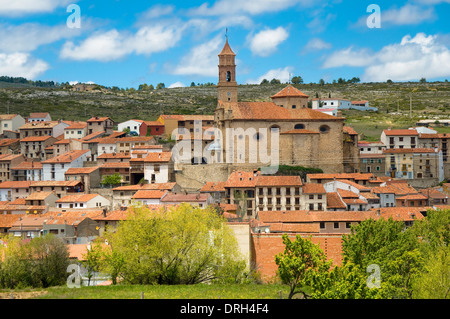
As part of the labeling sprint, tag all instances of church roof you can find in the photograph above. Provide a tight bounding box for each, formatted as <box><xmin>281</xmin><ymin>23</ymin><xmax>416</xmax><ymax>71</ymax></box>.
<box><xmin>218</xmin><ymin>39</ymin><xmax>236</xmax><ymax>56</ymax></box>
<box><xmin>223</xmin><ymin>101</ymin><xmax>343</xmax><ymax>121</ymax></box>
<box><xmin>271</xmin><ymin>85</ymin><xmax>309</xmax><ymax>99</ymax></box>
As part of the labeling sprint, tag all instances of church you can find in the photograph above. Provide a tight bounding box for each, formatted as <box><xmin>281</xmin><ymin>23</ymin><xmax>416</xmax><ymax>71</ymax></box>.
<box><xmin>174</xmin><ymin>39</ymin><xmax>357</xmax><ymax>190</ymax></box>
<box><xmin>214</xmin><ymin>38</ymin><xmax>348</xmax><ymax>173</ymax></box>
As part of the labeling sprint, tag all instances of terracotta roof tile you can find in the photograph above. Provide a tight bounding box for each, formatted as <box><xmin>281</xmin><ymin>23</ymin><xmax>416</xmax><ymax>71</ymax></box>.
<box><xmin>42</xmin><ymin>150</ymin><xmax>90</xmax><ymax>164</ymax></box>
<box><xmin>383</xmin><ymin>129</ymin><xmax>418</xmax><ymax>136</ymax></box>
<box><xmin>64</xmin><ymin>167</ymin><xmax>99</xmax><ymax>175</ymax></box>
<box><xmin>229</xmin><ymin>102</ymin><xmax>343</xmax><ymax>121</ymax></box>
<box><xmin>302</xmin><ymin>183</ymin><xmax>326</xmax><ymax>194</ymax></box>
<box><xmin>271</xmin><ymin>85</ymin><xmax>309</xmax><ymax>99</ymax></box>
<box><xmin>20</xmin><ymin>135</ymin><xmax>54</xmax><ymax>142</ymax></box>
<box><xmin>0</xmin><ymin>181</ymin><xmax>31</xmax><ymax>189</ymax></box>
<box><xmin>132</xmin><ymin>190</ymin><xmax>167</xmax><ymax>199</ymax></box>
<box><xmin>200</xmin><ymin>181</ymin><xmax>227</xmax><ymax>192</ymax></box>
<box><xmin>326</xmin><ymin>192</ymin><xmax>346</xmax><ymax>209</ymax></box>
<box><xmin>161</xmin><ymin>192</ymin><xmax>210</xmax><ymax>202</ymax></box>
<box><xmin>143</xmin><ymin>152</ymin><xmax>172</xmax><ymax>163</ymax></box>
<box><xmin>383</xmin><ymin>148</ymin><xmax>438</xmax><ymax>154</ymax></box>
<box><xmin>55</xmin><ymin>194</ymin><xmax>100</xmax><ymax>203</ymax></box>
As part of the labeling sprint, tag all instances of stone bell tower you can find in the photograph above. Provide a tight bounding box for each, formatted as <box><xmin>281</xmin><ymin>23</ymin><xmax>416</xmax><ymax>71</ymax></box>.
<box><xmin>217</xmin><ymin>37</ymin><xmax>238</xmax><ymax>103</ymax></box>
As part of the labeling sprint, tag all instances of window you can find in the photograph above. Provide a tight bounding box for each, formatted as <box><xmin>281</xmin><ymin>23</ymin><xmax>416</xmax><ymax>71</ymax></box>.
<box><xmin>309</xmin><ymin>194</ymin><xmax>314</xmax><ymax>200</ymax></box>
<box><xmin>334</xmin><ymin>222</ymin><xmax>339</xmax><ymax>229</ymax></box>
<box><xmin>309</xmin><ymin>203</ymin><xmax>314</xmax><ymax>210</ymax></box>
<box><xmin>294</xmin><ymin>124</ymin><xmax>305</xmax><ymax>130</ymax></box>
<box><xmin>320</xmin><ymin>222</ymin><xmax>325</xmax><ymax>229</ymax></box>
<box><xmin>292</xmin><ymin>105</ymin><xmax>296</xmax><ymax>109</ymax></box>
<box><xmin>346</xmin><ymin>222</ymin><xmax>351</xmax><ymax>229</ymax></box>
<box><xmin>319</xmin><ymin>125</ymin><xmax>330</xmax><ymax>133</ymax></box>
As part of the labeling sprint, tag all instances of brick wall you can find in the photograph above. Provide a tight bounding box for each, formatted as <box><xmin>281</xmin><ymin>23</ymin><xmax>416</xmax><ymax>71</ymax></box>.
<box><xmin>251</xmin><ymin>232</ymin><xmax>343</xmax><ymax>281</ymax></box>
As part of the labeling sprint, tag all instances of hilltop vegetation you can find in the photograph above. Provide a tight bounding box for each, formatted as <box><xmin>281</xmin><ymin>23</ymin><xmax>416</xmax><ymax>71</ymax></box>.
<box><xmin>0</xmin><ymin>80</ymin><xmax>449</xmax><ymax>140</ymax></box>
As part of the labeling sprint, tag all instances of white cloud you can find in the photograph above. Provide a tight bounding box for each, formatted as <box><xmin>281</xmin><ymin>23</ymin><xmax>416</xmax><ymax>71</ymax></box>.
<box><xmin>60</xmin><ymin>29</ymin><xmax>129</xmax><ymax>62</ymax></box>
<box><xmin>171</xmin><ymin>35</ymin><xmax>223</xmax><ymax>77</ymax></box>
<box><xmin>168</xmin><ymin>81</ymin><xmax>186</xmax><ymax>88</ymax></box>
<box><xmin>0</xmin><ymin>23</ymin><xmax>83</xmax><ymax>53</ymax></box>
<box><xmin>322</xmin><ymin>33</ymin><xmax>450</xmax><ymax>82</ymax></box>
<box><xmin>353</xmin><ymin>4</ymin><xmax>436</xmax><ymax>28</ymax></box>
<box><xmin>302</xmin><ymin>38</ymin><xmax>332</xmax><ymax>53</ymax></box>
<box><xmin>0</xmin><ymin>0</ymin><xmax>74</xmax><ymax>16</ymax></box>
<box><xmin>322</xmin><ymin>47</ymin><xmax>375</xmax><ymax>68</ymax></box>
<box><xmin>191</xmin><ymin>0</ymin><xmax>308</xmax><ymax>16</ymax></box>
<box><xmin>60</xmin><ymin>24</ymin><xmax>183</xmax><ymax>62</ymax></box>
<box><xmin>246</xmin><ymin>66</ymin><xmax>293</xmax><ymax>84</ymax></box>
<box><xmin>382</xmin><ymin>4</ymin><xmax>436</xmax><ymax>26</ymax></box>
<box><xmin>0</xmin><ymin>52</ymin><xmax>49</xmax><ymax>79</ymax></box>
<box><xmin>248</xmin><ymin>27</ymin><xmax>289</xmax><ymax>57</ymax></box>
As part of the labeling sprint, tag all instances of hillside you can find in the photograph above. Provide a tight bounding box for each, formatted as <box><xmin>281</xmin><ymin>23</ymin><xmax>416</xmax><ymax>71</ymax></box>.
<box><xmin>1</xmin><ymin>81</ymin><xmax>449</xmax><ymax>140</ymax></box>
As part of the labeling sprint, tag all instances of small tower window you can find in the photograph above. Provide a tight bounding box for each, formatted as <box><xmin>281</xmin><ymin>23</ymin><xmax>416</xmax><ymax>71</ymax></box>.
<box><xmin>226</xmin><ymin>71</ymin><xmax>231</xmax><ymax>82</ymax></box>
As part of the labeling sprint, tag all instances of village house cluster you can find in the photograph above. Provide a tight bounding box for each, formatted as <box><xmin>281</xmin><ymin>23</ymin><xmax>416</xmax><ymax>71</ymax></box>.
<box><xmin>0</xmin><ymin>40</ymin><xmax>448</xmax><ymax>280</ymax></box>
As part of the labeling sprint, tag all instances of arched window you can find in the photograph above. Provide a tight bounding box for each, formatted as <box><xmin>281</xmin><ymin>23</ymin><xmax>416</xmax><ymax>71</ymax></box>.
<box><xmin>294</xmin><ymin>124</ymin><xmax>305</xmax><ymax>130</ymax></box>
<box><xmin>319</xmin><ymin>125</ymin><xmax>330</xmax><ymax>133</ymax></box>
<box><xmin>254</xmin><ymin>132</ymin><xmax>262</xmax><ymax>141</ymax></box>
<box><xmin>270</xmin><ymin>125</ymin><xmax>280</xmax><ymax>132</ymax></box>
<box><xmin>226</xmin><ymin>71</ymin><xmax>231</xmax><ymax>82</ymax></box>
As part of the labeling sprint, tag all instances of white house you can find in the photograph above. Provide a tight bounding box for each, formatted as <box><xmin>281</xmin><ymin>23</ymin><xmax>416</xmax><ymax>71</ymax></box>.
<box><xmin>311</xmin><ymin>98</ymin><xmax>351</xmax><ymax>110</ymax></box>
<box><xmin>28</xmin><ymin>112</ymin><xmax>52</xmax><ymax>122</ymax></box>
<box><xmin>64</xmin><ymin>122</ymin><xmax>88</xmax><ymax>139</ymax></box>
<box><xmin>0</xmin><ymin>114</ymin><xmax>25</xmax><ymax>135</ymax></box>
<box><xmin>143</xmin><ymin>152</ymin><xmax>172</xmax><ymax>184</ymax></box>
<box><xmin>0</xmin><ymin>181</ymin><xmax>31</xmax><ymax>202</ymax></box>
<box><xmin>117</xmin><ymin>119</ymin><xmax>144</xmax><ymax>135</ymax></box>
<box><xmin>55</xmin><ymin>193</ymin><xmax>110</xmax><ymax>209</ymax></box>
<box><xmin>42</xmin><ymin>150</ymin><xmax>91</xmax><ymax>181</ymax></box>
<box><xmin>96</xmin><ymin>138</ymin><xmax>117</xmax><ymax>155</ymax></box>
<box><xmin>381</xmin><ymin>128</ymin><xmax>419</xmax><ymax>149</ymax></box>
<box><xmin>358</xmin><ymin>141</ymin><xmax>386</xmax><ymax>154</ymax></box>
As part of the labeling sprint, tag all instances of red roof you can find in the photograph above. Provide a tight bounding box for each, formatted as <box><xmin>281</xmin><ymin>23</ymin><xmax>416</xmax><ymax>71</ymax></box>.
<box><xmin>383</xmin><ymin>129</ymin><xmax>418</xmax><ymax>136</ymax></box>
<box><xmin>218</xmin><ymin>38</ymin><xmax>236</xmax><ymax>56</ymax></box>
<box><xmin>42</xmin><ymin>150</ymin><xmax>90</xmax><ymax>164</ymax></box>
<box><xmin>271</xmin><ymin>85</ymin><xmax>309</xmax><ymax>99</ymax></box>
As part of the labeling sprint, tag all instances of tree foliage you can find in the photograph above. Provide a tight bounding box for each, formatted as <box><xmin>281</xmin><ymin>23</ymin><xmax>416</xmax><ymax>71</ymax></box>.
<box><xmin>0</xmin><ymin>235</ymin><xmax>70</xmax><ymax>289</ymax></box>
<box><xmin>101</xmin><ymin>173</ymin><xmax>122</xmax><ymax>187</ymax></box>
<box><xmin>275</xmin><ymin>234</ymin><xmax>332</xmax><ymax>299</ymax></box>
<box><xmin>101</xmin><ymin>204</ymin><xmax>247</xmax><ymax>285</ymax></box>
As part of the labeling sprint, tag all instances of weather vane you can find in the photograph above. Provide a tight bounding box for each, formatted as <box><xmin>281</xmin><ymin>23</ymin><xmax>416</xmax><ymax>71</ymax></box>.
<box><xmin>225</xmin><ymin>28</ymin><xmax>228</xmax><ymax>39</ymax></box>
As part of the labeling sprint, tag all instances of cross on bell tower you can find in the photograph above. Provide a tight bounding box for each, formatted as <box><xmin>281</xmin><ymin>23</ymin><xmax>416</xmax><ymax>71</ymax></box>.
<box><xmin>217</xmin><ymin>33</ymin><xmax>238</xmax><ymax>103</ymax></box>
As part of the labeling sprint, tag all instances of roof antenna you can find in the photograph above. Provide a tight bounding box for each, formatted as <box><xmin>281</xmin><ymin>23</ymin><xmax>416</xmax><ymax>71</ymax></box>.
<box><xmin>225</xmin><ymin>28</ymin><xmax>228</xmax><ymax>40</ymax></box>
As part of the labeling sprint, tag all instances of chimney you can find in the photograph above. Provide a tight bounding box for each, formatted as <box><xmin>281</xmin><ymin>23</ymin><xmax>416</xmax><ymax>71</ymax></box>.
<box><xmin>102</xmin><ymin>208</ymin><xmax>107</xmax><ymax>218</ymax></box>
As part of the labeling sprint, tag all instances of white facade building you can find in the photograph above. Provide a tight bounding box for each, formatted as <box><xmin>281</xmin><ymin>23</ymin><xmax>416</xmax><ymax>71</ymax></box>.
<box><xmin>42</xmin><ymin>150</ymin><xmax>91</xmax><ymax>181</ymax></box>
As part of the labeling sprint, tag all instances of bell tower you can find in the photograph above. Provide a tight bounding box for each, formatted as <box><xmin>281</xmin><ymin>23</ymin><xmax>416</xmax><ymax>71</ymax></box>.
<box><xmin>217</xmin><ymin>37</ymin><xmax>238</xmax><ymax>103</ymax></box>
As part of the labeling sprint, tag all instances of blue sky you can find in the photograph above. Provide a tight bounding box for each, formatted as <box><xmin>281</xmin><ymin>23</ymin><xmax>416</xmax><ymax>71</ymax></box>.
<box><xmin>0</xmin><ymin>0</ymin><xmax>449</xmax><ymax>89</ymax></box>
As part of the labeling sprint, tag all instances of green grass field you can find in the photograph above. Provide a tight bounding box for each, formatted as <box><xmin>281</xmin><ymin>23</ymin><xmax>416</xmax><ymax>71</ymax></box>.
<box><xmin>2</xmin><ymin>284</ymin><xmax>289</xmax><ymax>299</ymax></box>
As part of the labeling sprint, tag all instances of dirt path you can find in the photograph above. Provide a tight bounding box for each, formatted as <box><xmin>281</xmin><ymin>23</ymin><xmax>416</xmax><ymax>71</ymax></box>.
<box><xmin>0</xmin><ymin>291</ymin><xmax>48</xmax><ymax>299</ymax></box>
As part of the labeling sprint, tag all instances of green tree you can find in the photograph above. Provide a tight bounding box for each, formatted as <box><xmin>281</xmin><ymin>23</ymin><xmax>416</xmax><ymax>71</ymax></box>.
<box><xmin>156</xmin><ymin>82</ymin><xmax>165</xmax><ymax>89</ymax></box>
<box><xmin>104</xmin><ymin>204</ymin><xmax>246</xmax><ymax>285</ymax></box>
<box><xmin>291</xmin><ymin>76</ymin><xmax>303</xmax><ymax>84</ymax></box>
<box><xmin>319</xmin><ymin>79</ymin><xmax>325</xmax><ymax>86</ymax></box>
<box><xmin>409</xmin><ymin>209</ymin><xmax>450</xmax><ymax>298</ymax></box>
<box><xmin>260</xmin><ymin>79</ymin><xmax>269</xmax><ymax>85</ymax></box>
<box><xmin>101</xmin><ymin>173</ymin><xmax>122</xmax><ymax>187</ymax></box>
<box><xmin>270</xmin><ymin>78</ymin><xmax>281</xmax><ymax>85</ymax></box>
<box><xmin>82</xmin><ymin>243</ymin><xmax>103</xmax><ymax>286</ymax></box>
<box><xmin>190</xmin><ymin>82</ymin><xmax>196</xmax><ymax>87</ymax></box>
<box><xmin>342</xmin><ymin>218</ymin><xmax>423</xmax><ymax>298</ymax></box>
<box><xmin>0</xmin><ymin>235</ymin><xmax>70</xmax><ymax>289</ymax></box>
<box><xmin>275</xmin><ymin>234</ymin><xmax>332</xmax><ymax>299</ymax></box>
